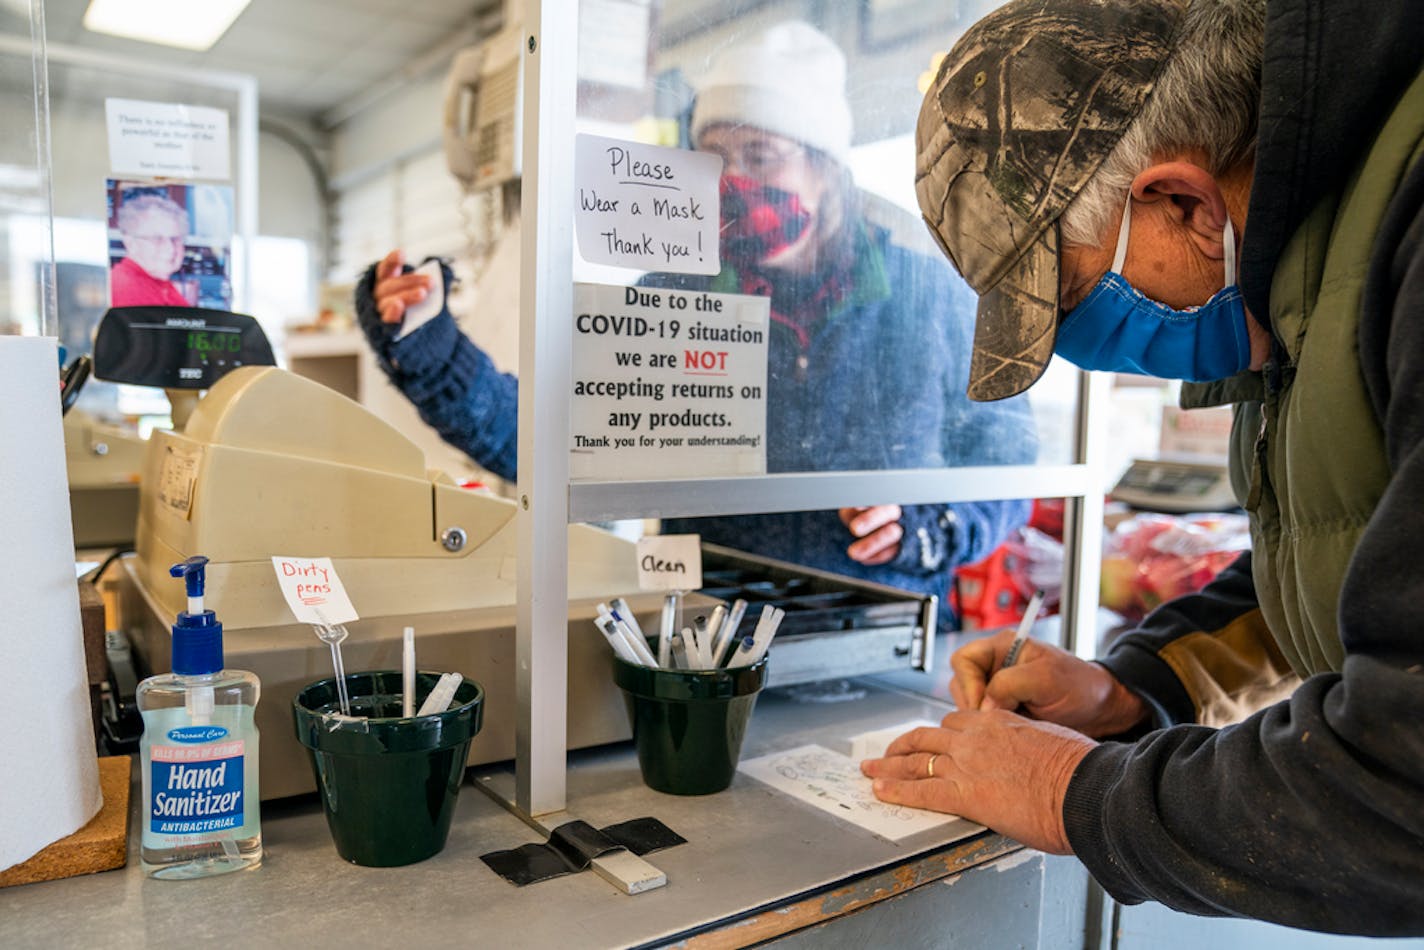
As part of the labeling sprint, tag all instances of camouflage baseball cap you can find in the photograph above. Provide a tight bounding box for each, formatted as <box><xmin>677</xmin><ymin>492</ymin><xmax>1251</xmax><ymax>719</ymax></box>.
<box><xmin>916</xmin><ymin>0</ymin><xmax>1189</xmax><ymax>401</ymax></box>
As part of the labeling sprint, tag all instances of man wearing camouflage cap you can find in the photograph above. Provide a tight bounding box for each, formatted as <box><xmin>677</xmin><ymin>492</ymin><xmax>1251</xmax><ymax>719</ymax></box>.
<box><xmin>861</xmin><ymin>0</ymin><xmax>1424</xmax><ymax>934</ymax></box>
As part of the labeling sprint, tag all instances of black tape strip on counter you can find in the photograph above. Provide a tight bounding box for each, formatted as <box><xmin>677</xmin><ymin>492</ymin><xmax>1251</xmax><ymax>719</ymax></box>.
<box><xmin>599</xmin><ymin>817</ymin><xmax>687</xmax><ymax>854</ymax></box>
<box><xmin>480</xmin><ymin>818</ymin><xmax>686</xmax><ymax>886</ymax></box>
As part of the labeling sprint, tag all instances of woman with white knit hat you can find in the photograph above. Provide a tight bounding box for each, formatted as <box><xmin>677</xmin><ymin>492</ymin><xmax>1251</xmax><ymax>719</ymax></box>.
<box><xmin>358</xmin><ymin>21</ymin><xmax>1037</xmax><ymax>626</ymax></box>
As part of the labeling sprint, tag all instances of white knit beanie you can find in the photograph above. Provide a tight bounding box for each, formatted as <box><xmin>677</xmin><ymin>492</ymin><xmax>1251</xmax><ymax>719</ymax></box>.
<box><xmin>690</xmin><ymin>21</ymin><xmax>853</xmax><ymax>163</ymax></box>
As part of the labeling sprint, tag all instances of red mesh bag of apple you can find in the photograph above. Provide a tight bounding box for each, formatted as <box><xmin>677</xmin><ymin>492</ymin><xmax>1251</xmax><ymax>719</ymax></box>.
<box><xmin>1100</xmin><ymin>512</ymin><xmax>1250</xmax><ymax>622</ymax></box>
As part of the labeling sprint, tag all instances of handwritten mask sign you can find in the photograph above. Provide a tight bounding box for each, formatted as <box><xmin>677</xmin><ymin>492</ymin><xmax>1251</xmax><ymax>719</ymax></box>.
<box><xmin>106</xmin><ymin>98</ymin><xmax>231</xmax><ymax>181</ymax></box>
<box><xmin>637</xmin><ymin>534</ymin><xmax>703</xmax><ymax>591</ymax></box>
<box><xmin>270</xmin><ymin>556</ymin><xmax>358</xmax><ymax>625</ymax></box>
<box><xmin>574</xmin><ymin>133</ymin><xmax>721</xmax><ymax>276</ymax></box>
<box><xmin>569</xmin><ymin>282</ymin><xmax>769</xmax><ymax>480</ymax></box>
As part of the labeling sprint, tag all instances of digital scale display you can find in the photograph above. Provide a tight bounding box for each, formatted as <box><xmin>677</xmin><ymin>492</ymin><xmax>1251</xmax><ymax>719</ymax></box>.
<box><xmin>1110</xmin><ymin>458</ymin><xmax>1239</xmax><ymax>513</ymax></box>
<box><xmin>93</xmin><ymin>306</ymin><xmax>275</xmax><ymax>389</ymax></box>
<box><xmin>185</xmin><ymin>329</ymin><xmax>244</xmax><ymax>356</ymax></box>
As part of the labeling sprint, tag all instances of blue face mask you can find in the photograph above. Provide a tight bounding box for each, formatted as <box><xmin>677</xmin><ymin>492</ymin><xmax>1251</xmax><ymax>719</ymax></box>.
<box><xmin>1054</xmin><ymin>200</ymin><xmax>1251</xmax><ymax>382</ymax></box>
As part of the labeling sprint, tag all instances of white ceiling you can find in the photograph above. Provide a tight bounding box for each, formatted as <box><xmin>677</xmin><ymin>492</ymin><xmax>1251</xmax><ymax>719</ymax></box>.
<box><xmin>4</xmin><ymin>0</ymin><xmax>504</xmax><ymax>120</ymax></box>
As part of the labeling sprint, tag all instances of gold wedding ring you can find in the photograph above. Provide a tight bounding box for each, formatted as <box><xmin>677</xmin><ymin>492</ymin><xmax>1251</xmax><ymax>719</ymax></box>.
<box><xmin>926</xmin><ymin>753</ymin><xmax>940</xmax><ymax>778</ymax></box>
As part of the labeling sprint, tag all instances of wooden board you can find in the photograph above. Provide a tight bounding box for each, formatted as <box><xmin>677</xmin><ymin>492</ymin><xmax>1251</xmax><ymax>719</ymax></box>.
<box><xmin>77</xmin><ymin>579</ymin><xmax>108</xmax><ymax>685</ymax></box>
<box><xmin>0</xmin><ymin>756</ymin><xmax>131</xmax><ymax>888</ymax></box>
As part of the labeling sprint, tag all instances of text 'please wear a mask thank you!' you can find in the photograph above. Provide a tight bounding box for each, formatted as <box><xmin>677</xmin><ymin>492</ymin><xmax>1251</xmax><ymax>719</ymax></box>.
<box><xmin>1053</xmin><ymin>200</ymin><xmax>1251</xmax><ymax>383</ymax></box>
<box><xmin>719</xmin><ymin>175</ymin><xmax>810</xmax><ymax>269</ymax></box>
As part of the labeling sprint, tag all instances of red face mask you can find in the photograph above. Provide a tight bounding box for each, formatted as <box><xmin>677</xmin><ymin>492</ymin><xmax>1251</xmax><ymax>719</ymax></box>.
<box><xmin>718</xmin><ymin>175</ymin><xmax>811</xmax><ymax>268</ymax></box>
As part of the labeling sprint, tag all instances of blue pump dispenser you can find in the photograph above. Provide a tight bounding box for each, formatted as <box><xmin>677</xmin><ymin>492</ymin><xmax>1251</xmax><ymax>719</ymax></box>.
<box><xmin>169</xmin><ymin>555</ymin><xmax>223</xmax><ymax>676</ymax></box>
<box><xmin>138</xmin><ymin>553</ymin><xmax>262</xmax><ymax>878</ymax></box>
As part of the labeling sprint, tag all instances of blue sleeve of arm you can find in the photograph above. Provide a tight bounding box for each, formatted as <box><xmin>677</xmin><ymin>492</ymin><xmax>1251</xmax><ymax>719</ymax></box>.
<box><xmin>355</xmin><ymin>260</ymin><xmax>520</xmax><ymax>481</ymax></box>
<box><xmin>888</xmin><ymin>499</ymin><xmax>1032</xmax><ymax>576</ymax></box>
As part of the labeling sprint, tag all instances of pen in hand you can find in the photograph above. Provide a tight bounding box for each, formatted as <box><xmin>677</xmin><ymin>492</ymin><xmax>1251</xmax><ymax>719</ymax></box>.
<box><xmin>1000</xmin><ymin>588</ymin><xmax>1045</xmax><ymax>671</ymax></box>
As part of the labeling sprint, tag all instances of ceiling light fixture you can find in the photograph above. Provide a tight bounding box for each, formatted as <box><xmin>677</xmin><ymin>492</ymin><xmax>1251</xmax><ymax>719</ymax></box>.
<box><xmin>82</xmin><ymin>0</ymin><xmax>252</xmax><ymax>51</ymax></box>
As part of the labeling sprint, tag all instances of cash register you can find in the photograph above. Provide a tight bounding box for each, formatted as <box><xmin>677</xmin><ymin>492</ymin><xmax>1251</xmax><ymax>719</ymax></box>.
<box><xmin>111</xmin><ymin>367</ymin><xmax>659</xmax><ymax>797</ymax></box>
<box><xmin>94</xmin><ymin>306</ymin><xmax>645</xmax><ymax>795</ymax></box>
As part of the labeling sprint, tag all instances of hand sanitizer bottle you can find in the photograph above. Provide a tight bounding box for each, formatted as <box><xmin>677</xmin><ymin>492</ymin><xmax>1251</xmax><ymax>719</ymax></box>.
<box><xmin>138</xmin><ymin>556</ymin><xmax>262</xmax><ymax>879</ymax></box>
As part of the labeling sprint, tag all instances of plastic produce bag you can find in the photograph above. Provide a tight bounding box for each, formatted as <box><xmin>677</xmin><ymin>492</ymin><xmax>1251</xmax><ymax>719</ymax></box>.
<box><xmin>1101</xmin><ymin>512</ymin><xmax>1250</xmax><ymax>622</ymax></box>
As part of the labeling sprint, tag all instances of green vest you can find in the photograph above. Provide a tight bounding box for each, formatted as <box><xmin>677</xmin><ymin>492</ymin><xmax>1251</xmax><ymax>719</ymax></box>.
<box><xmin>1181</xmin><ymin>71</ymin><xmax>1424</xmax><ymax>676</ymax></box>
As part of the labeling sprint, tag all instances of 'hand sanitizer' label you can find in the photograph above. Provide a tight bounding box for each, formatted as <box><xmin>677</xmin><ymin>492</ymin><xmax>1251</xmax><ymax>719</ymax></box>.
<box><xmin>149</xmin><ymin>739</ymin><xmax>246</xmax><ymax>834</ymax></box>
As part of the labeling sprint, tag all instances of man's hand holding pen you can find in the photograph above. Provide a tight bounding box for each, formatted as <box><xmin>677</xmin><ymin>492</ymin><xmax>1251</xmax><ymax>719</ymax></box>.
<box><xmin>949</xmin><ymin>634</ymin><xmax>1148</xmax><ymax>738</ymax></box>
<box><xmin>861</xmin><ymin>610</ymin><xmax>1150</xmax><ymax>853</ymax></box>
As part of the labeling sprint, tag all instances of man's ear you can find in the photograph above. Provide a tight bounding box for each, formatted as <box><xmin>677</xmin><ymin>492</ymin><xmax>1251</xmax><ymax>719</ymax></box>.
<box><xmin>1130</xmin><ymin>161</ymin><xmax>1228</xmax><ymax>259</ymax></box>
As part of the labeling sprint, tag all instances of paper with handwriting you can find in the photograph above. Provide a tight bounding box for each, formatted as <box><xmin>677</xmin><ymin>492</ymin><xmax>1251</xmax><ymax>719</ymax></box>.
<box><xmin>739</xmin><ymin>743</ymin><xmax>961</xmax><ymax>841</ymax></box>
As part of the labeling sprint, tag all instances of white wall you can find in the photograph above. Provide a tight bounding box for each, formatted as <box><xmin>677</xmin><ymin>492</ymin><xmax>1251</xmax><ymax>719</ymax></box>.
<box><xmin>321</xmin><ymin>45</ymin><xmax>526</xmax><ymax>489</ymax></box>
<box><xmin>257</xmin><ymin>121</ymin><xmax>325</xmax><ymax>245</ymax></box>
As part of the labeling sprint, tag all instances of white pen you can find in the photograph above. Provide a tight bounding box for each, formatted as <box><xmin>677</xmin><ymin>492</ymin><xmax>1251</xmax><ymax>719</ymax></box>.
<box><xmin>705</xmin><ymin>605</ymin><xmax>727</xmax><ymax>658</ymax></box>
<box><xmin>610</xmin><ymin>607</ymin><xmax>657</xmax><ymax>662</ymax></box>
<box><xmin>610</xmin><ymin>598</ymin><xmax>646</xmax><ymax>641</ymax></box>
<box><xmin>739</xmin><ymin>605</ymin><xmax>783</xmax><ymax>666</ymax></box>
<box><xmin>597</xmin><ymin>603</ymin><xmax>643</xmax><ymax>657</ymax></box>
<box><xmin>658</xmin><ymin>594</ymin><xmax>676</xmax><ymax>667</ymax></box>
<box><xmin>751</xmin><ymin>603</ymin><xmax>781</xmax><ymax>641</ymax></box>
<box><xmin>1001</xmin><ymin>589</ymin><xmax>1046</xmax><ymax>670</ymax></box>
<box><xmin>684</xmin><ymin>621</ymin><xmax>704</xmax><ymax>669</ymax></box>
<box><xmin>693</xmin><ymin>620</ymin><xmax>717</xmax><ymax>669</ymax></box>
<box><xmin>669</xmin><ymin>590</ymin><xmax>684</xmax><ymax>640</ymax></box>
<box><xmin>726</xmin><ymin>633</ymin><xmax>757</xmax><ymax>667</ymax></box>
<box><xmin>669</xmin><ymin>630</ymin><xmax>690</xmax><ymax>669</ymax></box>
<box><xmin>692</xmin><ymin>614</ymin><xmax>716</xmax><ymax>668</ymax></box>
<box><xmin>595</xmin><ymin>616</ymin><xmax>641</xmax><ymax>665</ymax></box>
<box><xmin>729</xmin><ymin>605</ymin><xmax>776</xmax><ymax>666</ymax></box>
<box><xmin>713</xmin><ymin>598</ymin><xmax>748</xmax><ymax>666</ymax></box>
<box><xmin>416</xmin><ymin>672</ymin><xmax>463</xmax><ymax>716</ymax></box>
<box><xmin>402</xmin><ymin>626</ymin><xmax>416</xmax><ymax>718</ymax></box>
<box><xmin>602</xmin><ymin>609</ymin><xmax>659</xmax><ymax>667</ymax></box>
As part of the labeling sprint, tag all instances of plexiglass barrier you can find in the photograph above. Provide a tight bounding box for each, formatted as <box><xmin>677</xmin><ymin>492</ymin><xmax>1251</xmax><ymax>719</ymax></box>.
<box><xmin>0</xmin><ymin>27</ymin><xmax>256</xmax><ymax>424</ymax></box>
<box><xmin>564</xmin><ymin>0</ymin><xmax>1082</xmax><ymax>489</ymax></box>
<box><xmin>0</xmin><ymin>4</ymin><xmax>54</xmax><ymax>339</ymax></box>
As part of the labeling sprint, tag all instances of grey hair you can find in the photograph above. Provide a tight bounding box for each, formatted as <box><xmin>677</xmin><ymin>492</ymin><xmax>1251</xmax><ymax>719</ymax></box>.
<box><xmin>117</xmin><ymin>193</ymin><xmax>187</xmax><ymax>235</ymax></box>
<box><xmin>1059</xmin><ymin>0</ymin><xmax>1266</xmax><ymax>248</ymax></box>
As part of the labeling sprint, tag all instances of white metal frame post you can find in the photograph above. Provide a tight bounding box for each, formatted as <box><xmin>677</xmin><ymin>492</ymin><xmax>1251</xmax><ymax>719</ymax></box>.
<box><xmin>1063</xmin><ymin>370</ymin><xmax>1111</xmax><ymax>659</ymax></box>
<box><xmin>515</xmin><ymin>0</ymin><xmax>578</xmax><ymax>817</ymax></box>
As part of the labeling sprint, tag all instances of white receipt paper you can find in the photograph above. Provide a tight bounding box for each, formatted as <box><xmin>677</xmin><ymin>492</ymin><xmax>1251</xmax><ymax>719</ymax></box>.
<box><xmin>397</xmin><ymin>260</ymin><xmax>445</xmax><ymax>340</ymax></box>
<box><xmin>846</xmin><ymin>718</ymin><xmax>943</xmax><ymax>763</ymax></box>
<box><xmin>739</xmin><ymin>744</ymin><xmax>961</xmax><ymax>842</ymax></box>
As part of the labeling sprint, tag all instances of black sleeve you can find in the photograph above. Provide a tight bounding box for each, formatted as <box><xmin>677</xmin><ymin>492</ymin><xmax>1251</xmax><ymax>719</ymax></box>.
<box><xmin>1094</xmin><ymin>552</ymin><xmax>1291</xmax><ymax>729</ymax></box>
